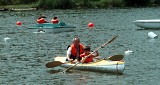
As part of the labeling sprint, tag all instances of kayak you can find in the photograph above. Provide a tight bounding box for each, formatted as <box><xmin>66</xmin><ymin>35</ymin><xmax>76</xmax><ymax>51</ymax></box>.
<box><xmin>133</xmin><ymin>19</ymin><xmax>160</xmax><ymax>29</ymax></box>
<box><xmin>28</xmin><ymin>22</ymin><xmax>76</xmax><ymax>33</ymax></box>
<box><xmin>54</xmin><ymin>56</ymin><xmax>125</xmax><ymax>74</ymax></box>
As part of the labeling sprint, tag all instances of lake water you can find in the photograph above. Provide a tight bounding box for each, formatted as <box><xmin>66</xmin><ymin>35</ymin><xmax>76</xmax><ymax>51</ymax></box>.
<box><xmin>1</xmin><ymin>7</ymin><xmax>160</xmax><ymax>85</ymax></box>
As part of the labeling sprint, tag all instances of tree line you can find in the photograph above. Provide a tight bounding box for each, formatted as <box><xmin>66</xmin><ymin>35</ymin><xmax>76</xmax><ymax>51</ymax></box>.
<box><xmin>0</xmin><ymin>0</ymin><xmax>38</xmax><ymax>5</ymax></box>
<box><xmin>0</xmin><ymin>0</ymin><xmax>160</xmax><ymax>9</ymax></box>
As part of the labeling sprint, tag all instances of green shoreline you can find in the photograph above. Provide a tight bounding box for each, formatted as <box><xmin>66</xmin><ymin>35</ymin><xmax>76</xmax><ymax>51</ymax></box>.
<box><xmin>0</xmin><ymin>3</ymin><xmax>160</xmax><ymax>11</ymax></box>
<box><xmin>0</xmin><ymin>0</ymin><xmax>160</xmax><ymax>10</ymax></box>
<box><xmin>0</xmin><ymin>4</ymin><xmax>37</xmax><ymax>11</ymax></box>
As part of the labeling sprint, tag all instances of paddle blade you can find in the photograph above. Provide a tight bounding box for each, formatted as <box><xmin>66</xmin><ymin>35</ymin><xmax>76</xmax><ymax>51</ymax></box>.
<box><xmin>46</xmin><ymin>61</ymin><xmax>64</xmax><ymax>68</ymax></box>
<box><xmin>107</xmin><ymin>55</ymin><xmax>124</xmax><ymax>61</ymax></box>
<box><xmin>108</xmin><ymin>35</ymin><xmax>118</xmax><ymax>44</ymax></box>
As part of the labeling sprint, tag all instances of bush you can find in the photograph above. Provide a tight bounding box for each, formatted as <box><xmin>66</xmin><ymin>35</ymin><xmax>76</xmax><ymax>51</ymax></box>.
<box><xmin>96</xmin><ymin>0</ymin><xmax>111</xmax><ymax>7</ymax></box>
<box><xmin>0</xmin><ymin>0</ymin><xmax>11</xmax><ymax>5</ymax></box>
<box><xmin>95</xmin><ymin>0</ymin><xmax>124</xmax><ymax>8</ymax></box>
<box><xmin>154</xmin><ymin>0</ymin><xmax>160</xmax><ymax>5</ymax></box>
<box><xmin>54</xmin><ymin>0</ymin><xmax>75</xmax><ymax>9</ymax></box>
<box><xmin>74</xmin><ymin>0</ymin><xmax>93</xmax><ymax>8</ymax></box>
<box><xmin>111</xmin><ymin>0</ymin><xmax>125</xmax><ymax>7</ymax></box>
<box><xmin>124</xmin><ymin>0</ymin><xmax>150</xmax><ymax>6</ymax></box>
<box><xmin>37</xmin><ymin>0</ymin><xmax>75</xmax><ymax>9</ymax></box>
<box><xmin>13</xmin><ymin>0</ymin><xmax>38</xmax><ymax>5</ymax></box>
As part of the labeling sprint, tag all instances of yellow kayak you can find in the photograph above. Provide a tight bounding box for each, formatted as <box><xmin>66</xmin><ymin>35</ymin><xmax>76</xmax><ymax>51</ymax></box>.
<box><xmin>54</xmin><ymin>56</ymin><xmax>125</xmax><ymax>74</ymax></box>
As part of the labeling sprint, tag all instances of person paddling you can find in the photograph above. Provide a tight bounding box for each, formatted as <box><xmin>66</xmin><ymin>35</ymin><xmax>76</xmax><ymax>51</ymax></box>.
<box><xmin>66</xmin><ymin>37</ymin><xmax>84</xmax><ymax>63</ymax></box>
<box><xmin>51</xmin><ymin>16</ymin><xmax>59</xmax><ymax>24</ymax></box>
<box><xmin>80</xmin><ymin>46</ymin><xmax>99</xmax><ymax>63</ymax></box>
<box><xmin>37</xmin><ymin>15</ymin><xmax>47</xmax><ymax>24</ymax></box>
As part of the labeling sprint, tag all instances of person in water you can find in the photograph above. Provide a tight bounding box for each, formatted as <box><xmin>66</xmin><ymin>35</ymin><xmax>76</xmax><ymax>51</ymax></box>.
<box><xmin>66</xmin><ymin>37</ymin><xmax>84</xmax><ymax>63</ymax></box>
<box><xmin>80</xmin><ymin>46</ymin><xmax>99</xmax><ymax>63</ymax></box>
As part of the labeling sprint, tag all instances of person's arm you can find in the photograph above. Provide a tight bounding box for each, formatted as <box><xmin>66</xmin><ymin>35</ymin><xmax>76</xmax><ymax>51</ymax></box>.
<box><xmin>66</xmin><ymin>47</ymin><xmax>73</xmax><ymax>61</ymax></box>
<box><xmin>95</xmin><ymin>50</ymin><xmax>99</xmax><ymax>57</ymax></box>
<box><xmin>92</xmin><ymin>50</ymin><xmax>100</xmax><ymax>60</ymax></box>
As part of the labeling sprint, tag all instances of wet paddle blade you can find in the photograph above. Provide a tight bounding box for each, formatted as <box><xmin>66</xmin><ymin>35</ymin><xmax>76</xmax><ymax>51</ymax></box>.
<box><xmin>46</xmin><ymin>61</ymin><xmax>64</xmax><ymax>68</ymax></box>
<box><xmin>107</xmin><ymin>55</ymin><xmax>124</xmax><ymax>61</ymax></box>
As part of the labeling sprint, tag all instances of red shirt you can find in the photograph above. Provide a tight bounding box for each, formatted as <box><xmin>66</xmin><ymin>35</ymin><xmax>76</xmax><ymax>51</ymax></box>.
<box><xmin>80</xmin><ymin>53</ymin><xmax>93</xmax><ymax>63</ymax></box>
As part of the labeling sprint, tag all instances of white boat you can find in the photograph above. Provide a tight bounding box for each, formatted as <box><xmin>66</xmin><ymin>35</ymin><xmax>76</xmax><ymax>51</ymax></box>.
<box><xmin>133</xmin><ymin>19</ymin><xmax>160</xmax><ymax>29</ymax></box>
<box><xmin>28</xmin><ymin>22</ymin><xmax>76</xmax><ymax>33</ymax></box>
<box><xmin>54</xmin><ymin>56</ymin><xmax>125</xmax><ymax>74</ymax></box>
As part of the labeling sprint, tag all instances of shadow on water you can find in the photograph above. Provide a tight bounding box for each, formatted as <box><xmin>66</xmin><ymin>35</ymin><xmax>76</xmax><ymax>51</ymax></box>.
<box><xmin>136</xmin><ymin>28</ymin><xmax>160</xmax><ymax>31</ymax></box>
<box><xmin>47</xmin><ymin>69</ymin><xmax>125</xmax><ymax>77</ymax></box>
<box><xmin>47</xmin><ymin>69</ymin><xmax>78</xmax><ymax>74</ymax></box>
<box><xmin>47</xmin><ymin>69</ymin><xmax>62</xmax><ymax>74</ymax></box>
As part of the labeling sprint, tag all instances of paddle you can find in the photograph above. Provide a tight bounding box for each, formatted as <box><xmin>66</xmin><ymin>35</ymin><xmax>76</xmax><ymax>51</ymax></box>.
<box><xmin>62</xmin><ymin>35</ymin><xmax>118</xmax><ymax>72</ymax></box>
<box><xmin>103</xmin><ymin>54</ymin><xmax>124</xmax><ymax>61</ymax></box>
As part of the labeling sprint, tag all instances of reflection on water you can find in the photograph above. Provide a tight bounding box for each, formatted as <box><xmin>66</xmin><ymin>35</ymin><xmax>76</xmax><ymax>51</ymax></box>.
<box><xmin>1</xmin><ymin>7</ymin><xmax>160</xmax><ymax>85</ymax></box>
<box><xmin>47</xmin><ymin>69</ymin><xmax>62</xmax><ymax>74</ymax></box>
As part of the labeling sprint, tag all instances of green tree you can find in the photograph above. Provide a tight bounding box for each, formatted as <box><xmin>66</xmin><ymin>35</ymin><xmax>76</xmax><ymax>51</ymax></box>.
<box><xmin>124</xmin><ymin>0</ymin><xmax>150</xmax><ymax>6</ymax></box>
<box><xmin>74</xmin><ymin>0</ymin><xmax>92</xmax><ymax>8</ymax></box>
<box><xmin>54</xmin><ymin>0</ymin><xmax>75</xmax><ymax>9</ymax></box>
<box><xmin>1</xmin><ymin>0</ymin><xmax>38</xmax><ymax>5</ymax></box>
<box><xmin>154</xmin><ymin>0</ymin><xmax>160</xmax><ymax>5</ymax></box>
<box><xmin>37</xmin><ymin>0</ymin><xmax>75</xmax><ymax>9</ymax></box>
<box><xmin>0</xmin><ymin>0</ymin><xmax>11</xmax><ymax>5</ymax></box>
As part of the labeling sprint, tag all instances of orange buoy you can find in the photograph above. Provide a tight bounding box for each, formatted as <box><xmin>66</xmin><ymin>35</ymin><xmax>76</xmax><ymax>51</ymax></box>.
<box><xmin>16</xmin><ymin>21</ymin><xmax>22</xmax><ymax>26</ymax></box>
<box><xmin>88</xmin><ymin>23</ymin><xmax>94</xmax><ymax>28</ymax></box>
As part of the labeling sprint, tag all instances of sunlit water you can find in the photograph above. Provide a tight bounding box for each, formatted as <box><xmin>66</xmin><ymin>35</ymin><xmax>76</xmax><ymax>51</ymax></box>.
<box><xmin>1</xmin><ymin>7</ymin><xmax>160</xmax><ymax>85</ymax></box>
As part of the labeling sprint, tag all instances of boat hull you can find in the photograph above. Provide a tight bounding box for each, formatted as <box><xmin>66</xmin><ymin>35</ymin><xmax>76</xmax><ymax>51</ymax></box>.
<box><xmin>134</xmin><ymin>19</ymin><xmax>160</xmax><ymax>29</ymax></box>
<box><xmin>28</xmin><ymin>22</ymin><xmax>76</xmax><ymax>33</ymax></box>
<box><xmin>54</xmin><ymin>57</ymin><xmax>125</xmax><ymax>74</ymax></box>
<box><xmin>29</xmin><ymin>27</ymin><xmax>76</xmax><ymax>33</ymax></box>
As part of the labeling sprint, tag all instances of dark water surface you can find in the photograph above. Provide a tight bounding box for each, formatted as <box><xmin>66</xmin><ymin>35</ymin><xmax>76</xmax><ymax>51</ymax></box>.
<box><xmin>1</xmin><ymin>7</ymin><xmax>160</xmax><ymax>85</ymax></box>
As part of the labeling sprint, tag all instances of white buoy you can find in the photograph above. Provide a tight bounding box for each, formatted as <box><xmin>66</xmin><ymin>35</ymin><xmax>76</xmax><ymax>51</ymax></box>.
<box><xmin>4</xmin><ymin>37</ymin><xmax>11</xmax><ymax>43</ymax></box>
<box><xmin>148</xmin><ymin>32</ymin><xmax>158</xmax><ymax>39</ymax></box>
<box><xmin>125</xmin><ymin>50</ymin><xmax>133</xmax><ymax>56</ymax></box>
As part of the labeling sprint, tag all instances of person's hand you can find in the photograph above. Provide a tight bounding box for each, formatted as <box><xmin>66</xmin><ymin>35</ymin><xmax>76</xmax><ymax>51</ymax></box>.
<box><xmin>81</xmin><ymin>57</ymin><xmax>87</xmax><ymax>63</ymax></box>
<box><xmin>68</xmin><ymin>58</ymin><xmax>73</xmax><ymax>61</ymax></box>
<box><xmin>94</xmin><ymin>57</ymin><xmax>100</xmax><ymax>60</ymax></box>
<box><xmin>68</xmin><ymin>59</ymin><xmax>74</xmax><ymax>63</ymax></box>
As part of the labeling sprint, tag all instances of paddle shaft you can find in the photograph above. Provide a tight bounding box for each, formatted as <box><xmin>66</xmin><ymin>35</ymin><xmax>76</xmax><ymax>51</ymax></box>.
<box><xmin>63</xmin><ymin>35</ymin><xmax>118</xmax><ymax>72</ymax></box>
<box><xmin>92</xmin><ymin>35</ymin><xmax>118</xmax><ymax>54</ymax></box>
<box><xmin>81</xmin><ymin>35</ymin><xmax>118</xmax><ymax>63</ymax></box>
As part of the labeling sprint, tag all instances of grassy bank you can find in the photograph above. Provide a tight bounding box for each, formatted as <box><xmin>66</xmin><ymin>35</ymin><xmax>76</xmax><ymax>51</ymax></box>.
<box><xmin>0</xmin><ymin>3</ymin><xmax>38</xmax><ymax>11</ymax></box>
<box><xmin>0</xmin><ymin>3</ymin><xmax>37</xmax><ymax>9</ymax></box>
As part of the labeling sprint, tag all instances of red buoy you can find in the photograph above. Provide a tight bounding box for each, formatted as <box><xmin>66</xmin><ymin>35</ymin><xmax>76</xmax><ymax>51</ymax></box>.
<box><xmin>88</xmin><ymin>23</ymin><xmax>94</xmax><ymax>28</ymax></box>
<box><xmin>16</xmin><ymin>21</ymin><xmax>22</xmax><ymax>26</ymax></box>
